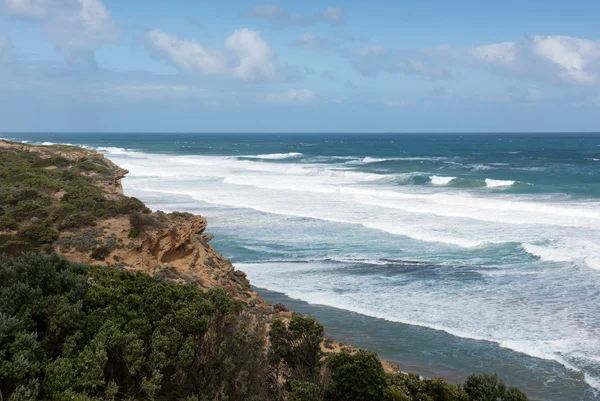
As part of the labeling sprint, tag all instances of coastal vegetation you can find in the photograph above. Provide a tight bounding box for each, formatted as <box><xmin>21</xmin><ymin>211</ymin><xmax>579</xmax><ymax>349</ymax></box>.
<box><xmin>0</xmin><ymin>253</ymin><xmax>528</xmax><ymax>401</ymax></box>
<box><xmin>0</xmin><ymin>141</ymin><xmax>529</xmax><ymax>401</ymax></box>
<box><xmin>0</xmin><ymin>142</ymin><xmax>147</xmax><ymax>256</ymax></box>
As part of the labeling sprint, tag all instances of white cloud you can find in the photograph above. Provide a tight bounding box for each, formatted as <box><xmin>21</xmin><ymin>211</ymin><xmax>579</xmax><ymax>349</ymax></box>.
<box><xmin>472</xmin><ymin>42</ymin><xmax>516</xmax><ymax>66</ymax></box>
<box><xmin>225</xmin><ymin>28</ymin><xmax>278</xmax><ymax>81</ymax></box>
<box><xmin>245</xmin><ymin>4</ymin><xmax>344</xmax><ymax>26</ymax></box>
<box><xmin>472</xmin><ymin>35</ymin><xmax>600</xmax><ymax>85</ymax></box>
<box><xmin>146</xmin><ymin>28</ymin><xmax>281</xmax><ymax>82</ymax></box>
<box><xmin>2</xmin><ymin>0</ymin><xmax>52</xmax><ymax>20</ymax></box>
<box><xmin>264</xmin><ymin>89</ymin><xmax>314</xmax><ymax>104</ymax></box>
<box><xmin>146</xmin><ymin>29</ymin><xmax>227</xmax><ymax>74</ymax></box>
<box><xmin>1</xmin><ymin>0</ymin><xmax>117</xmax><ymax>60</ymax></box>
<box><xmin>346</xmin><ymin>35</ymin><xmax>600</xmax><ymax>85</ymax></box>
<box><xmin>47</xmin><ymin>0</ymin><xmax>117</xmax><ymax>59</ymax></box>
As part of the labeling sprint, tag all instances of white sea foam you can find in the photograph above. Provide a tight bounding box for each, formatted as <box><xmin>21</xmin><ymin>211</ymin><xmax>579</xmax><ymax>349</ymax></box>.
<box><xmin>41</xmin><ymin>141</ymin><xmax>54</xmax><ymax>145</ymax></box>
<box><xmin>430</xmin><ymin>175</ymin><xmax>456</xmax><ymax>185</ymax></box>
<box><xmin>361</xmin><ymin>157</ymin><xmax>387</xmax><ymax>163</ymax></box>
<box><xmin>240</xmin><ymin>152</ymin><xmax>303</xmax><ymax>159</ymax></box>
<box><xmin>523</xmin><ymin>241</ymin><xmax>600</xmax><ymax>270</ymax></box>
<box><xmin>485</xmin><ymin>178</ymin><xmax>515</xmax><ymax>188</ymax></box>
<box><xmin>96</xmin><ymin>146</ymin><xmax>142</xmax><ymax>157</ymax></box>
<box><xmin>237</xmin><ymin>259</ymin><xmax>600</xmax><ymax>390</ymax></box>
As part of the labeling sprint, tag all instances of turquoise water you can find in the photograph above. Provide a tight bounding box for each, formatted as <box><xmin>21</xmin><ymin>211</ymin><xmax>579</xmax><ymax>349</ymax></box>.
<box><xmin>5</xmin><ymin>133</ymin><xmax>600</xmax><ymax>400</ymax></box>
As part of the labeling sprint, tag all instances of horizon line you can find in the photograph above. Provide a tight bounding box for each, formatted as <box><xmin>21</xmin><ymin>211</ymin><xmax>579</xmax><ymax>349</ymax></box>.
<box><xmin>3</xmin><ymin>131</ymin><xmax>600</xmax><ymax>135</ymax></box>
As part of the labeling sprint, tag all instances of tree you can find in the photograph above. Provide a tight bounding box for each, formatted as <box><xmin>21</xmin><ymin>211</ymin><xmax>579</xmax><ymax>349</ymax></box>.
<box><xmin>270</xmin><ymin>315</ymin><xmax>324</xmax><ymax>382</ymax></box>
<box><xmin>323</xmin><ymin>350</ymin><xmax>387</xmax><ymax>401</ymax></box>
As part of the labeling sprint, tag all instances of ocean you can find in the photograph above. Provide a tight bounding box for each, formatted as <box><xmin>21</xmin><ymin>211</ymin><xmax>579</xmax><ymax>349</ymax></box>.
<box><xmin>5</xmin><ymin>132</ymin><xmax>600</xmax><ymax>401</ymax></box>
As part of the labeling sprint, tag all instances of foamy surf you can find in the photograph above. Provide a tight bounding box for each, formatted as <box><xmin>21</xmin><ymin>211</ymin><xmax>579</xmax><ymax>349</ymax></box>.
<box><xmin>430</xmin><ymin>175</ymin><xmax>456</xmax><ymax>185</ymax></box>
<box><xmin>485</xmin><ymin>178</ymin><xmax>516</xmax><ymax>188</ymax></box>
<box><xmin>239</xmin><ymin>152</ymin><xmax>303</xmax><ymax>159</ymax></box>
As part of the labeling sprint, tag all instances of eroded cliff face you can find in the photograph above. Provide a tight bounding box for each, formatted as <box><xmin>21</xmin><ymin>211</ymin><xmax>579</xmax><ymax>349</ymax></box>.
<box><xmin>58</xmin><ymin>212</ymin><xmax>261</xmax><ymax>304</ymax></box>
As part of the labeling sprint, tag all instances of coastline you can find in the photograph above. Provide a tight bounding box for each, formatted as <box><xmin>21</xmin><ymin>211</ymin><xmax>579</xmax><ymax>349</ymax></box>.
<box><xmin>253</xmin><ymin>286</ymin><xmax>594</xmax><ymax>401</ymax></box>
<box><xmin>2</xmin><ymin>137</ymin><xmax>597</xmax><ymax>400</ymax></box>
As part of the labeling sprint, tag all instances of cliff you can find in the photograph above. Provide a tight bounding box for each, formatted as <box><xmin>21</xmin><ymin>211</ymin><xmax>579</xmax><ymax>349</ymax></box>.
<box><xmin>0</xmin><ymin>139</ymin><xmax>380</xmax><ymax>365</ymax></box>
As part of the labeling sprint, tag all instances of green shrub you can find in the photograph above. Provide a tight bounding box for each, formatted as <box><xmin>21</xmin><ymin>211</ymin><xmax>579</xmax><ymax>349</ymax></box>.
<box><xmin>11</xmin><ymin>200</ymin><xmax>49</xmax><ymax>222</ymax></box>
<box><xmin>463</xmin><ymin>373</ymin><xmax>527</xmax><ymax>401</ymax></box>
<box><xmin>6</xmin><ymin>188</ymin><xmax>46</xmax><ymax>204</ymax></box>
<box><xmin>106</xmin><ymin>197</ymin><xmax>150</xmax><ymax>217</ymax></box>
<box><xmin>129</xmin><ymin>211</ymin><xmax>162</xmax><ymax>237</ymax></box>
<box><xmin>288</xmin><ymin>380</ymin><xmax>320</xmax><ymax>401</ymax></box>
<box><xmin>19</xmin><ymin>222</ymin><xmax>60</xmax><ymax>244</ymax></box>
<box><xmin>387</xmin><ymin>372</ymin><xmax>468</xmax><ymax>401</ymax></box>
<box><xmin>0</xmin><ymin>215</ymin><xmax>18</xmax><ymax>231</ymax></box>
<box><xmin>323</xmin><ymin>350</ymin><xmax>387</xmax><ymax>401</ymax></box>
<box><xmin>0</xmin><ymin>235</ymin><xmax>33</xmax><ymax>255</ymax></box>
<box><xmin>58</xmin><ymin>212</ymin><xmax>97</xmax><ymax>230</ymax></box>
<box><xmin>76</xmin><ymin>159</ymin><xmax>111</xmax><ymax>175</ymax></box>
<box><xmin>503</xmin><ymin>387</ymin><xmax>529</xmax><ymax>401</ymax></box>
<box><xmin>31</xmin><ymin>155</ymin><xmax>70</xmax><ymax>168</ymax></box>
<box><xmin>270</xmin><ymin>315</ymin><xmax>324</xmax><ymax>381</ymax></box>
<box><xmin>62</xmin><ymin>186</ymin><xmax>105</xmax><ymax>210</ymax></box>
<box><xmin>0</xmin><ymin>253</ymin><xmax>265</xmax><ymax>401</ymax></box>
<box><xmin>90</xmin><ymin>246</ymin><xmax>111</xmax><ymax>260</ymax></box>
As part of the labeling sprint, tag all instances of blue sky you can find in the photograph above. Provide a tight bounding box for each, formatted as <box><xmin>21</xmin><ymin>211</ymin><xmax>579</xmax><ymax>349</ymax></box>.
<box><xmin>0</xmin><ymin>0</ymin><xmax>599</xmax><ymax>133</ymax></box>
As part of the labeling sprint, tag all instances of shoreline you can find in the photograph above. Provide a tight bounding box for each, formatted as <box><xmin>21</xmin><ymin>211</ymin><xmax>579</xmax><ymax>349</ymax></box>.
<box><xmin>3</xmin><ymin>137</ymin><xmax>597</xmax><ymax>401</ymax></box>
<box><xmin>253</xmin><ymin>286</ymin><xmax>594</xmax><ymax>401</ymax></box>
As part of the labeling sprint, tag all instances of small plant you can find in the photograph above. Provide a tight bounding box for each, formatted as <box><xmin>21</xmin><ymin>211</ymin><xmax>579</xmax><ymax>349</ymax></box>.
<box><xmin>91</xmin><ymin>245</ymin><xmax>111</xmax><ymax>260</ymax></box>
<box><xmin>129</xmin><ymin>211</ymin><xmax>162</xmax><ymax>237</ymax></box>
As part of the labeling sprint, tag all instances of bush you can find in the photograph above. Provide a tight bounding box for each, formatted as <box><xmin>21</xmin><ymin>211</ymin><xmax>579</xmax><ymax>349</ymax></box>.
<box><xmin>288</xmin><ymin>380</ymin><xmax>320</xmax><ymax>401</ymax></box>
<box><xmin>387</xmin><ymin>372</ymin><xmax>468</xmax><ymax>401</ymax></box>
<box><xmin>270</xmin><ymin>315</ymin><xmax>324</xmax><ymax>381</ymax></box>
<box><xmin>129</xmin><ymin>211</ymin><xmax>161</xmax><ymax>237</ymax></box>
<box><xmin>323</xmin><ymin>351</ymin><xmax>388</xmax><ymax>401</ymax></box>
<box><xmin>0</xmin><ymin>235</ymin><xmax>33</xmax><ymax>256</ymax></box>
<box><xmin>32</xmin><ymin>155</ymin><xmax>70</xmax><ymax>168</ymax></box>
<box><xmin>11</xmin><ymin>200</ymin><xmax>49</xmax><ymax>222</ymax></box>
<box><xmin>19</xmin><ymin>222</ymin><xmax>60</xmax><ymax>245</ymax></box>
<box><xmin>76</xmin><ymin>159</ymin><xmax>111</xmax><ymax>175</ymax></box>
<box><xmin>62</xmin><ymin>186</ymin><xmax>105</xmax><ymax>210</ymax></box>
<box><xmin>463</xmin><ymin>373</ymin><xmax>527</xmax><ymax>401</ymax></box>
<box><xmin>90</xmin><ymin>246</ymin><xmax>111</xmax><ymax>260</ymax></box>
<box><xmin>0</xmin><ymin>253</ymin><xmax>266</xmax><ymax>401</ymax></box>
<box><xmin>6</xmin><ymin>188</ymin><xmax>46</xmax><ymax>204</ymax></box>
<box><xmin>0</xmin><ymin>215</ymin><xmax>18</xmax><ymax>231</ymax></box>
<box><xmin>58</xmin><ymin>212</ymin><xmax>97</xmax><ymax>230</ymax></box>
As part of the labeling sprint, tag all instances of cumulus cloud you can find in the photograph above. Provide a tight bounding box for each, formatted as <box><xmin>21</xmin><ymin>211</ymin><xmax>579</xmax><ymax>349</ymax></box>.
<box><xmin>470</xmin><ymin>35</ymin><xmax>600</xmax><ymax>85</ymax></box>
<box><xmin>264</xmin><ymin>88</ymin><xmax>314</xmax><ymax>103</ymax></box>
<box><xmin>2</xmin><ymin>0</ymin><xmax>52</xmax><ymax>19</ymax></box>
<box><xmin>245</xmin><ymin>4</ymin><xmax>344</xmax><ymax>27</ymax></box>
<box><xmin>1</xmin><ymin>0</ymin><xmax>117</xmax><ymax>61</ymax></box>
<box><xmin>346</xmin><ymin>35</ymin><xmax>600</xmax><ymax>85</ymax></box>
<box><xmin>146</xmin><ymin>28</ymin><xmax>282</xmax><ymax>82</ymax></box>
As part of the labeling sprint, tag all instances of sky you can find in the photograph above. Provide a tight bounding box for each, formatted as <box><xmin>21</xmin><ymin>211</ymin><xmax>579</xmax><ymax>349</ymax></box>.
<box><xmin>0</xmin><ymin>0</ymin><xmax>600</xmax><ymax>133</ymax></box>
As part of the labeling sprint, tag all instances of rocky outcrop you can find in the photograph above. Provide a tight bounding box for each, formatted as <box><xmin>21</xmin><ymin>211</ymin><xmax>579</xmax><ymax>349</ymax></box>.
<box><xmin>57</xmin><ymin>211</ymin><xmax>260</xmax><ymax>305</ymax></box>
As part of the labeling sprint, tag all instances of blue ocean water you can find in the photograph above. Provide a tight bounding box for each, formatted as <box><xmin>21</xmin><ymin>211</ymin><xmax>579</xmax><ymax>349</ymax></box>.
<box><xmin>5</xmin><ymin>132</ymin><xmax>600</xmax><ymax>400</ymax></box>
